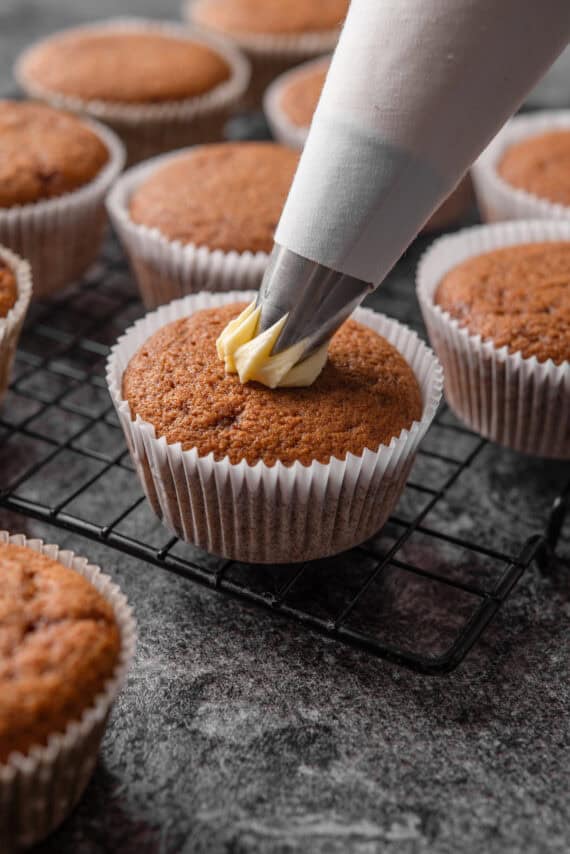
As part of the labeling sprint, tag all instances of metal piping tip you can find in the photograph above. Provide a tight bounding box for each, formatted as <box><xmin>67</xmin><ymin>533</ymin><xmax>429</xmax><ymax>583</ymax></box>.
<box><xmin>256</xmin><ymin>244</ymin><xmax>373</xmax><ymax>357</ymax></box>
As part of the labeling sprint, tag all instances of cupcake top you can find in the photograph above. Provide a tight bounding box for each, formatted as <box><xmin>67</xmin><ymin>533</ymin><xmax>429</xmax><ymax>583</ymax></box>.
<box><xmin>19</xmin><ymin>28</ymin><xmax>231</xmax><ymax>104</ymax></box>
<box><xmin>435</xmin><ymin>241</ymin><xmax>570</xmax><ymax>364</ymax></box>
<box><xmin>122</xmin><ymin>303</ymin><xmax>422</xmax><ymax>466</ymax></box>
<box><xmin>192</xmin><ymin>0</ymin><xmax>348</xmax><ymax>35</ymax></box>
<box><xmin>280</xmin><ymin>60</ymin><xmax>329</xmax><ymax>127</ymax></box>
<box><xmin>0</xmin><ymin>543</ymin><xmax>120</xmax><ymax>762</ymax></box>
<box><xmin>0</xmin><ymin>100</ymin><xmax>109</xmax><ymax>208</ymax></box>
<box><xmin>129</xmin><ymin>142</ymin><xmax>299</xmax><ymax>253</ymax></box>
<box><xmin>0</xmin><ymin>260</ymin><xmax>17</xmax><ymax>318</ymax></box>
<box><xmin>498</xmin><ymin>129</ymin><xmax>570</xmax><ymax>206</ymax></box>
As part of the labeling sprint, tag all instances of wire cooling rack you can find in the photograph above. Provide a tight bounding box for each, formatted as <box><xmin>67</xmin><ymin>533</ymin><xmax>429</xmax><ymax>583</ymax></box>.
<box><xmin>0</xmin><ymin>238</ymin><xmax>568</xmax><ymax>675</ymax></box>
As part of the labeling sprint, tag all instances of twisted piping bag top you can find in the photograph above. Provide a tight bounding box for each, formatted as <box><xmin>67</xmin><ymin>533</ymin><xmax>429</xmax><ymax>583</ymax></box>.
<box><xmin>218</xmin><ymin>0</ymin><xmax>570</xmax><ymax>387</ymax></box>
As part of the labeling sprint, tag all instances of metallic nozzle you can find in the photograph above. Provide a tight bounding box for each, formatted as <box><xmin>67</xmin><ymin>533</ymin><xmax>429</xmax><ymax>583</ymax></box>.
<box><xmin>256</xmin><ymin>244</ymin><xmax>373</xmax><ymax>357</ymax></box>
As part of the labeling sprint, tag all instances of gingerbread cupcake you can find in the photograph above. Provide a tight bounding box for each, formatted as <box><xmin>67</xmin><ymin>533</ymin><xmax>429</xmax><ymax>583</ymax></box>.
<box><xmin>417</xmin><ymin>220</ymin><xmax>570</xmax><ymax>458</ymax></box>
<box><xmin>0</xmin><ymin>100</ymin><xmax>124</xmax><ymax>297</ymax></box>
<box><xmin>471</xmin><ymin>110</ymin><xmax>570</xmax><ymax>222</ymax></box>
<box><xmin>184</xmin><ymin>0</ymin><xmax>347</xmax><ymax>107</ymax></box>
<box><xmin>0</xmin><ymin>531</ymin><xmax>135</xmax><ymax>850</ymax></box>
<box><xmin>107</xmin><ymin>290</ymin><xmax>442</xmax><ymax>563</ymax></box>
<box><xmin>107</xmin><ymin>142</ymin><xmax>299</xmax><ymax>307</ymax></box>
<box><xmin>15</xmin><ymin>18</ymin><xmax>250</xmax><ymax>164</ymax></box>
<box><xmin>0</xmin><ymin>246</ymin><xmax>32</xmax><ymax>405</ymax></box>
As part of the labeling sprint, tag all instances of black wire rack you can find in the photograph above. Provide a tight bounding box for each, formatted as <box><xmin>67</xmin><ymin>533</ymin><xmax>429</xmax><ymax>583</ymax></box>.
<box><xmin>0</xmin><ymin>233</ymin><xmax>568</xmax><ymax>675</ymax></box>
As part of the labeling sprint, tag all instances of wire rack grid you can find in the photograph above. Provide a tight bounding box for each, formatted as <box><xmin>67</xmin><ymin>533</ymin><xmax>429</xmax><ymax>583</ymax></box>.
<box><xmin>0</xmin><ymin>230</ymin><xmax>568</xmax><ymax>675</ymax></box>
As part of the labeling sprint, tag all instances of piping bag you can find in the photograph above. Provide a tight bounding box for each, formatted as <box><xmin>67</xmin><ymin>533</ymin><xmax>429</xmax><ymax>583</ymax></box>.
<box><xmin>218</xmin><ymin>0</ymin><xmax>570</xmax><ymax>388</ymax></box>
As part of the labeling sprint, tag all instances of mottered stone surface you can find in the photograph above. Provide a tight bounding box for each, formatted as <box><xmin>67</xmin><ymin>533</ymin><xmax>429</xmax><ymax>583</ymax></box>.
<box><xmin>1</xmin><ymin>2</ymin><xmax>570</xmax><ymax>853</ymax></box>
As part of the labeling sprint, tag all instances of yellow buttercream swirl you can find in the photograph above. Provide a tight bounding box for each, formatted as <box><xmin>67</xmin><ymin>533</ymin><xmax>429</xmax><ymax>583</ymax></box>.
<box><xmin>216</xmin><ymin>301</ymin><xmax>328</xmax><ymax>389</ymax></box>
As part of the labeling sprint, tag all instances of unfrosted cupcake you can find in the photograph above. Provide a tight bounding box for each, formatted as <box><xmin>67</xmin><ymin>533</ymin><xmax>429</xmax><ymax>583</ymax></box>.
<box><xmin>0</xmin><ymin>246</ymin><xmax>32</xmax><ymax>404</ymax></box>
<box><xmin>15</xmin><ymin>18</ymin><xmax>250</xmax><ymax>164</ymax></box>
<box><xmin>107</xmin><ymin>291</ymin><xmax>442</xmax><ymax>563</ymax></box>
<box><xmin>0</xmin><ymin>531</ymin><xmax>135</xmax><ymax>850</ymax></box>
<box><xmin>0</xmin><ymin>100</ymin><xmax>124</xmax><ymax>297</ymax></box>
<box><xmin>185</xmin><ymin>0</ymin><xmax>348</xmax><ymax>107</ymax></box>
<box><xmin>417</xmin><ymin>220</ymin><xmax>570</xmax><ymax>458</ymax></box>
<box><xmin>264</xmin><ymin>56</ymin><xmax>474</xmax><ymax>231</ymax></box>
<box><xmin>107</xmin><ymin>142</ymin><xmax>299</xmax><ymax>307</ymax></box>
<box><xmin>471</xmin><ymin>110</ymin><xmax>570</xmax><ymax>222</ymax></box>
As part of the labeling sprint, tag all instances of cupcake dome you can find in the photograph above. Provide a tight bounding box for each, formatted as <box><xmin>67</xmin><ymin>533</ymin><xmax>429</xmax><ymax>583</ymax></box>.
<box><xmin>128</xmin><ymin>142</ymin><xmax>299</xmax><ymax>253</ymax></box>
<box><xmin>191</xmin><ymin>0</ymin><xmax>349</xmax><ymax>36</ymax></box>
<box><xmin>0</xmin><ymin>100</ymin><xmax>109</xmax><ymax>207</ymax></box>
<box><xmin>18</xmin><ymin>28</ymin><xmax>231</xmax><ymax>104</ymax></box>
<box><xmin>185</xmin><ymin>0</ymin><xmax>347</xmax><ymax>107</ymax></box>
<box><xmin>121</xmin><ymin>302</ymin><xmax>423</xmax><ymax>466</ymax></box>
<box><xmin>498</xmin><ymin>129</ymin><xmax>570</xmax><ymax>207</ymax></box>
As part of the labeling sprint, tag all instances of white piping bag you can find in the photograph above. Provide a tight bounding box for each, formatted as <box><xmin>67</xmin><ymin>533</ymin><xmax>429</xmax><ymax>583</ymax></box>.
<box><xmin>251</xmin><ymin>0</ymin><xmax>570</xmax><ymax>368</ymax></box>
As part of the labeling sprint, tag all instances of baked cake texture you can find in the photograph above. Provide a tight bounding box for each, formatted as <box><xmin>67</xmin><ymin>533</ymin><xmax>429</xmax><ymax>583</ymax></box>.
<box><xmin>19</xmin><ymin>30</ymin><xmax>231</xmax><ymax>104</ymax></box>
<box><xmin>0</xmin><ymin>544</ymin><xmax>120</xmax><ymax>762</ymax></box>
<box><xmin>435</xmin><ymin>241</ymin><xmax>570</xmax><ymax>364</ymax></box>
<box><xmin>0</xmin><ymin>100</ymin><xmax>108</xmax><ymax>208</ymax></box>
<box><xmin>122</xmin><ymin>303</ymin><xmax>423</xmax><ymax>466</ymax></box>
<box><xmin>498</xmin><ymin>129</ymin><xmax>570</xmax><ymax>206</ymax></box>
<box><xmin>129</xmin><ymin>143</ymin><xmax>299</xmax><ymax>253</ymax></box>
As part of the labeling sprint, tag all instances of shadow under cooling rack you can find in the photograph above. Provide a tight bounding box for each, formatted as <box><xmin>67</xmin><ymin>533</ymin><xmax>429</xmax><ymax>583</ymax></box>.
<box><xmin>0</xmin><ymin>238</ymin><xmax>568</xmax><ymax>675</ymax></box>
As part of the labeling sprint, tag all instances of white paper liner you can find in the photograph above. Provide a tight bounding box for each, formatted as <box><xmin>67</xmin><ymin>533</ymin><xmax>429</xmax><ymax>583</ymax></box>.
<box><xmin>417</xmin><ymin>219</ymin><xmax>570</xmax><ymax>458</ymax></box>
<box><xmin>471</xmin><ymin>110</ymin><xmax>570</xmax><ymax>223</ymax></box>
<box><xmin>0</xmin><ymin>118</ymin><xmax>125</xmax><ymax>298</ymax></box>
<box><xmin>106</xmin><ymin>149</ymin><xmax>270</xmax><ymax>309</ymax></box>
<box><xmin>0</xmin><ymin>531</ymin><xmax>136</xmax><ymax>851</ymax></box>
<box><xmin>263</xmin><ymin>56</ymin><xmax>331</xmax><ymax>150</ymax></box>
<box><xmin>106</xmin><ymin>290</ymin><xmax>443</xmax><ymax>564</ymax></box>
<box><xmin>15</xmin><ymin>17</ymin><xmax>251</xmax><ymax>165</ymax></box>
<box><xmin>0</xmin><ymin>247</ymin><xmax>32</xmax><ymax>405</ymax></box>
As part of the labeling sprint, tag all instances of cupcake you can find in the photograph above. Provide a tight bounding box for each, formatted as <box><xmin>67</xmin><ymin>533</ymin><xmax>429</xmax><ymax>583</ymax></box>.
<box><xmin>417</xmin><ymin>220</ymin><xmax>570</xmax><ymax>458</ymax></box>
<box><xmin>264</xmin><ymin>56</ymin><xmax>474</xmax><ymax>231</ymax></box>
<box><xmin>0</xmin><ymin>100</ymin><xmax>124</xmax><ymax>298</ymax></box>
<box><xmin>106</xmin><ymin>291</ymin><xmax>442</xmax><ymax>564</ymax></box>
<box><xmin>0</xmin><ymin>247</ymin><xmax>32</xmax><ymax>404</ymax></box>
<box><xmin>471</xmin><ymin>110</ymin><xmax>570</xmax><ymax>222</ymax></box>
<box><xmin>0</xmin><ymin>531</ymin><xmax>135</xmax><ymax>850</ymax></box>
<box><xmin>15</xmin><ymin>18</ymin><xmax>250</xmax><ymax>164</ymax></box>
<box><xmin>184</xmin><ymin>0</ymin><xmax>348</xmax><ymax>107</ymax></box>
<box><xmin>264</xmin><ymin>55</ymin><xmax>330</xmax><ymax>148</ymax></box>
<box><xmin>107</xmin><ymin>142</ymin><xmax>299</xmax><ymax>308</ymax></box>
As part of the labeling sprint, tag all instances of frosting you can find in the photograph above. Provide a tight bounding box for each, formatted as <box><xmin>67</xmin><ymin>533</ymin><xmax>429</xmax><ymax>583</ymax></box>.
<box><xmin>216</xmin><ymin>301</ymin><xmax>328</xmax><ymax>388</ymax></box>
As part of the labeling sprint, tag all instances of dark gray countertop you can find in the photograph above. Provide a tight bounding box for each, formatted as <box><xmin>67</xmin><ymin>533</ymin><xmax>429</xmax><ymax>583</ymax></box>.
<box><xmin>1</xmin><ymin>3</ymin><xmax>570</xmax><ymax>853</ymax></box>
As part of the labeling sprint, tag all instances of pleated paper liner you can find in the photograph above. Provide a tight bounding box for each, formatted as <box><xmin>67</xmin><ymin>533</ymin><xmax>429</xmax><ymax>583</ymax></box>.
<box><xmin>106</xmin><ymin>290</ymin><xmax>443</xmax><ymax>564</ymax></box>
<box><xmin>417</xmin><ymin>219</ymin><xmax>570</xmax><ymax>458</ymax></box>
<box><xmin>0</xmin><ymin>532</ymin><xmax>136</xmax><ymax>852</ymax></box>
